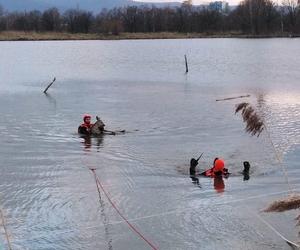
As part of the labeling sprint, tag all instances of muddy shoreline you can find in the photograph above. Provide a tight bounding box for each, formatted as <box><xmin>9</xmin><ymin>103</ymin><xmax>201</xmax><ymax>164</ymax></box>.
<box><xmin>0</xmin><ymin>31</ymin><xmax>299</xmax><ymax>41</ymax></box>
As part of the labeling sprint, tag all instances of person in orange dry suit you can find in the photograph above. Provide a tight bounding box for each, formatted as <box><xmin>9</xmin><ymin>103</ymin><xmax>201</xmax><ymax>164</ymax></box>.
<box><xmin>201</xmin><ymin>158</ymin><xmax>229</xmax><ymax>193</ymax></box>
<box><xmin>78</xmin><ymin>114</ymin><xmax>94</xmax><ymax>135</ymax></box>
<box><xmin>201</xmin><ymin>158</ymin><xmax>229</xmax><ymax>178</ymax></box>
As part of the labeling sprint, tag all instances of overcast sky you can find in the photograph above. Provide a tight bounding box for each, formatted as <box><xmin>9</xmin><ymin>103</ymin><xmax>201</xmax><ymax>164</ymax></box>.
<box><xmin>135</xmin><ymin>0</ymin><xmax>241</xmax><ymax>5</ymax></box>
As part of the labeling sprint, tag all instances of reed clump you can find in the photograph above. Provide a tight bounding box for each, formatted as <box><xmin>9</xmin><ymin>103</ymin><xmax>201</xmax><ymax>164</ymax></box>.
<box><xmin>235</xmin><ymin>102</ymin><xmax>264</xmax><ymax>137</ymax></box>
<box><xmin>264</xmin><ymin>195</ymin><xmax>300</xmax><ymax>212</ymax></box>
<box><xmin>235</xmin><ymin>102</ymin><xmax>300</xmax><ymax>228</ymax></box>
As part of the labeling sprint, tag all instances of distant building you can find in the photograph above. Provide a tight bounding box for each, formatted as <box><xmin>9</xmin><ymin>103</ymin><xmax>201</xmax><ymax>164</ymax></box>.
<box><xmin>183</xmin><ymin>0</ymin><xmax>193</xmax><ymax>5</ymax></box>
<box><xmin>208</xmin><ymin>1</ymin><xmax>229</xmax><ymax>13</ymax></box>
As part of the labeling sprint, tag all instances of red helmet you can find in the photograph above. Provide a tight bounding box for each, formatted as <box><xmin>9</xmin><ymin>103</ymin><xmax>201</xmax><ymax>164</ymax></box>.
<box><xmin>83</xmin><ymin>114</ymin><xmax>91</xmax><ymax>122</ymax></box>
<box><xmin>214</xmin><ymin>159</ymin><xmax>225</xmax><ymax>172</ymax></box>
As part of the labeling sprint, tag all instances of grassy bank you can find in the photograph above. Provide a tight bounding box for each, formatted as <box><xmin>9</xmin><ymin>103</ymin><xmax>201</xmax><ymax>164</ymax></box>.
<box><xmin>0</xmin><ymin>31</ymin><xmax>299</xmax><ymax>41</ymax></box>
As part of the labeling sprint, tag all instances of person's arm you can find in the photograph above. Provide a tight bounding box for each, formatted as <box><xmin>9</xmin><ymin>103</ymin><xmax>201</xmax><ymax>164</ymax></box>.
<box><xmin>78</xmin><ymin>126</ymin><xmax>89</xmax><ymax>135</ymax></box>
<box><xmin>223</xmin><ymin>168</ymin><xmax>230</xmax><ymax>178</ymax></box>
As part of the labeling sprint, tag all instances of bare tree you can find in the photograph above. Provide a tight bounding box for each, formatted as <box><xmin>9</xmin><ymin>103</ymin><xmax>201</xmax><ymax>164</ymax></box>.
<box><xmin>0</xmin><ymin>4</ymin><xmax>5</xmax><ymax>31</ymax></box>
<box><xmin>0</xmin><ymin>4</ymin><xmax>3</xmax><ymax>16</ymax></box>
<box><xmin>42</xmin><ymin>8</ymin><xmax>61</xmax><ymax>31</ymax></box>
<box><xmin>0</xmin><ymin>2</ymin><xmax>298</xmax><ymax>36</ymax></box>
<box><xmin>63</xmin><ymin>9</ymin><xmax>93</xmax><ymax>33</ymax></box>
<box><xmin>232</xmin><ymin>0</ymin><xmax>280</xmax><ymax>34</ymax></box>
<box><xmin>27</xmin><ymin>10</ymin><xmax>42</xmax><ymax>31</ymax></box>
<box><xmin>282</xmin><ymin>0</ymin><xmax>299</xmax><ymax>33</ymax></box>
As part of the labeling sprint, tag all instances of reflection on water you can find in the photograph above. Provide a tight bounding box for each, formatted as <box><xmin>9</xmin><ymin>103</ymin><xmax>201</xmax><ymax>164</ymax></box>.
<box><xmin>91</xmin><ymin>169</ymin><xmax>114</xmax><ymax>250</ymax></box>
<box><xmin>190</xmin><ymin>176</ymin><xmax>201</xmax><ymax>188</ymax></box>
<box><xmin>213</xmin><ymin>177</ymin><xmax>225</xmax><ymax>193</ymax></box>
<box><xmin>99</xmin><ymin>198</ymin><xmax>114</xmax><ymax>250</ymax></box>
<box><xmin>256</xmin><ymin>92</ymin><xmax>300</xmax><ymax>156</ymax></box>
<box><xmin>80</xmin><ymin>135</ymin><xmax>104</xmax><ymax>151</ymax></box>
<box><xmin>44</xmin><ymin>92</ymin><xmax>57</xmax><ymax>108</ymax></box>
<box><xmin>0</xmin><ymin>39</ymin><xmax>299</xmax><ymax>249</ymax></box>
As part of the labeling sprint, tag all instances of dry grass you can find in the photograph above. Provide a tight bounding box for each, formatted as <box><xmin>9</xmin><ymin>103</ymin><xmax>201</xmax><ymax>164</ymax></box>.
<box><xmin>0</xmin><ymin>31</ymin><xmax>109</xmax><ymax>41</ymax></box>
<box><xmin>0</xmin><ymin>31</ymin><xmax>296</xmax><ymax>41</ymax></box>
<box><xmin>235</xmin><ymin>102</ymin><xmax>264</xmax><ymax>137</ymax></box>
<box><xmin>264</xmin><ymin>195</ymin><xmax>300</xmax><ymax>212</ymax></box>
<box><xmin>264</xmin><ymin>195</ymin><xmax>300</xmax><ymax>234</ymax></box>
<box><xmin>0</xmin><ymin>31</ymin><xmax>244</xmax><ymax>41</ymax></box>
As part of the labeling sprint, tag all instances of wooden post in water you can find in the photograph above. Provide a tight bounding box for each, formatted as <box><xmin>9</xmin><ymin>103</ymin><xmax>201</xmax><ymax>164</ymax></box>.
<box><xmin>184</xmin><ymin>55</ymin><xmax>189</xmax><ymax>74</ymax></box>
<box><xmin>43</xmin><ymin>77</ymin><xmax>56</xmax><ymax>94</ymax></box>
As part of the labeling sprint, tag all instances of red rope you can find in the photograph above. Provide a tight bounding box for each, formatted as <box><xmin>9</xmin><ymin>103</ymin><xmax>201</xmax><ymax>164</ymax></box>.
<box><xmin>90</xmin><ymin>169</ymin><xmax>159</xmax><ymax>250</ymax></box>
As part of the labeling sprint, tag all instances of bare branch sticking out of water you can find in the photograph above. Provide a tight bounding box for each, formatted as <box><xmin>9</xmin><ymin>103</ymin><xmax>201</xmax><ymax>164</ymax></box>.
<box><xmin>235</xmin><ymin>102</ymin><xmax>264</xmax><ymax>137</ymax></box>
<box><xmin>184</xmin><ymin>54</ymin><xmax>188</xmax><ymax>74</ymax></box>
<box><xmin>216</xmin><ymin>94</ymin><xmax>250</xmax><ymax>102</ymax></box>
<box><xmin>264</xmin><ymin>195</ymin><xmax>300</xmax><ymax>212</ymax></box>
<box><xmin>43</xmin><ymin>77</ymin><xmax>56</xmax><ymax>94</ymax></box>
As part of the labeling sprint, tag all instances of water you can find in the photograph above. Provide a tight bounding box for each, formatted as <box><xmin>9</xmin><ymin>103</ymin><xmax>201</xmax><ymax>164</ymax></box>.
<box><xmin>0</xmin><ymin>39</ymin><xmax>300</xmax><ymax>249</ymax></box>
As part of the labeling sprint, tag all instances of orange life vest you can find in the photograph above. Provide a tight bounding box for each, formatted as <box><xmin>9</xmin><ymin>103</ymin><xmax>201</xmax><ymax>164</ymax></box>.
<box><xmin>203</xmin><ymin>167</ymin><xmax>227</xmax><ymax>178</ymax></box>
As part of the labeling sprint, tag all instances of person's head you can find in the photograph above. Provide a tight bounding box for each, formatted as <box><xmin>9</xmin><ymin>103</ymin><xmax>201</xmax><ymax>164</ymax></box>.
<box><xmin>213</xmin><ymin>158</ymin><xmax>225</xmax><ymax>173</ymax></box>
<box><xmin>83</xmin><ymin>114</ymin><xmax>91</xmax><ymax>124</ymax></box>
<box><xmin>190</xmin><ymin>158</ymin><xmax>198</xmax><ymax>168</ymax></box>
<box><xmin>243</xmin><ymin>161</ymin><xmax>250</xmax><ymax>172</ymax></box>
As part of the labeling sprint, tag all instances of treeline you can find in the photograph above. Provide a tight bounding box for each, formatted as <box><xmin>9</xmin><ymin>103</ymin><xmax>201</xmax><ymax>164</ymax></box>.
<box><xmin>0</xmin><ymin>0</ymin><xmax>299</xmax><ymax>35</ymax></box>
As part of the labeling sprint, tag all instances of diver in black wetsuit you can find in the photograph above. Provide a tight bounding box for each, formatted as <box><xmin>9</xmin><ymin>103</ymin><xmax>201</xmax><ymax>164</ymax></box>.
<box><xmin>190</xmin><ymin>158</ymin><xmax>200</xmax><ymax>186</ymax></box>
<box><xmin>189</xmin><ymin>158</ymin><xmax>198</xmax><ymax>175</ymax></box>
<box><xmin>243</xmin><ymin>161</ymin><xmax>250</xmax><ymax>181</ymax></box>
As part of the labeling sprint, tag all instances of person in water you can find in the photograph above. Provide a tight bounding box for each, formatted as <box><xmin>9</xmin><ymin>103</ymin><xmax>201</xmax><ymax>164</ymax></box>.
<box><xmin>207</xmin><ymin>158</ymin><xmax>227</xmax><ymax>193</ymax></box>
<box><xmin>243</xmin><ymin>161</ymin><xmax>250</xmax><ymax>181</ymax></box>
<box><xmin>78</xmin><ymin>114</ymin><xmax>97</xmax><ymax>135</ymax></box>
<box><xmin>189</xmin><ymin>158</ymin><xmax>199</xmax><ymax>175</ymax></box>
<box><xmin>189</xmin><ymin>158</ymin><xmax>200</xmax><ymax>186</ymax></box>
<box><xmin>202</xmin><ymin>158</ymin><xmax>229</xmax><ymax>178</ymax></box>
